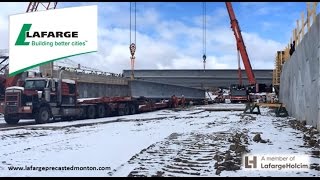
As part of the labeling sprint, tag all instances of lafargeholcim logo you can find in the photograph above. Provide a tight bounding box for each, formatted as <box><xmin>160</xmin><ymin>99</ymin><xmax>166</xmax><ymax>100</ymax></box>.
<box><xmin>242</xmin><ymin>154</ymin><xmax>310</xmax><ymax>171</ymax></box>
<box><xmin>9</xmin><ymin>5</ymin><xmax>97</xmax><ymax>76</ymax></box>
<box><xmin>244</xmin><ymin>156</ymin><xmax>257</xmax><ymax>168</ymax></box>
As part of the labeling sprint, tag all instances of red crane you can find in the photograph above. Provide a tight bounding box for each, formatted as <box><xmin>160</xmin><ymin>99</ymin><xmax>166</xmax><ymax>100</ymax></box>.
<box><xmin>225</xmin><ymin>2</ymin><xmax>256</xmax><ymax>86</ymax></box>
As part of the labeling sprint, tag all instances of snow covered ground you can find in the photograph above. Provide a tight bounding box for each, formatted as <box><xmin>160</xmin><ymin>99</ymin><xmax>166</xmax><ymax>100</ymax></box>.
<box><xmin>0</xmin><ymin>105</ymin><xmax>319</xmax><ymax>177</ymax></box>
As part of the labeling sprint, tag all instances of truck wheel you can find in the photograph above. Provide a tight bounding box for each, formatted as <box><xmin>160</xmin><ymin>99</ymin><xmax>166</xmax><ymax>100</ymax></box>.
<box><xmin>118</xmin><ymin>104</ymin><xmax>129</xmax><ymax>116</ymax></box>
<box><xmin>105</xmin><ymin>105</ymin><xmax>112</xmax><ymax>117</ymax></box>
<box><xmin>87</xmin><ymin>106</ymin><xmax>96</xmax><ymax>119</ymax></box>
<box><xmin>97</xmin><ymin>105</ymin><xmax>105</xmax><ymax>118</ymax></box>
<box><xmin>4</xmin><ymin>115</ymin><xmax>20</xmax><ymax>125</ymax></box>
<box><xmin>35</xmin><ymin>107</ymin><xmax>50</xmax><ymax>124</ymax></box>
<box><xmin>77</xmin><ymin>107</ymin><xmax>87</xmax><ymax>120</ymax></box>
<box><xmin>129</xmin><ymin>104</ymin><xmax>136</xmax><ymax>115</ymax></box>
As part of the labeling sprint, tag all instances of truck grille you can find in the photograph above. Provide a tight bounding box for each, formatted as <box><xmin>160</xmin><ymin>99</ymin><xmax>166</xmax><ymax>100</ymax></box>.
<box><xmin>6</xmin><ymin>106</ymin><xmax>19</xmax><ymax>113</ymax></box>
<box><xmin>6</xmin><ymin>95</ymin><xmax>18</xmax><ymax>102</ymax></box>
<box><xmin>5</xmin><ymin>92</ymin><xmax>21</xmax><ymax>114</ymax></box>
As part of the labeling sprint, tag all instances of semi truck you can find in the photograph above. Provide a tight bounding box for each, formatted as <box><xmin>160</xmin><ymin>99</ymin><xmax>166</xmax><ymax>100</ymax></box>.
<box><xmin>3</xmin><ymin>70</ymin><xmax>174</xmax><ymax>125</ymax></box>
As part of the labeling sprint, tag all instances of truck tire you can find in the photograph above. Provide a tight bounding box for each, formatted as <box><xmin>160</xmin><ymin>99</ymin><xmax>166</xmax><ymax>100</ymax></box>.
<box><xmin>87</xmin><ymin>106</ymin><xmax>96</xmax><ymax>119</ymax></box>
<box><xmin>77</xmin><ymin>107</ymin><xmax>87</xmax><ymax>120</ymax></box>
<box><xmin>97</xmin><ymin>105</ymin><xmax>105</xmax><ymax>118</ymax></box>
<box><xmin>129</xmin><ymin>104</ymin><xmax>136</xmax><ymax>115</ymax></box>
<box><xmin>104</xmin><ymin>105</ymin><xmax>112</xmax><ymax>117</ymax></box>
<box><xmin>35</xmin><ymin>107</ymin><xmax>50</xmax><ymax>124</ymax></box>
<box><xmin>4</xmin><ymin>115</ymin><xmax>20</xmax><ymax>125</ymax></box>
<box><xmin>118</xmin><ymin>104</ymin><xmax>129</xmax><ymax>116</ymax></box>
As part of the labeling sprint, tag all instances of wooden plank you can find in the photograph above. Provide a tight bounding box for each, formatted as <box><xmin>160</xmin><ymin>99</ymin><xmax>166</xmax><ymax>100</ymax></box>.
<box><xmin>254</xmin><ymin>102</ymin><xmax>285</xmax><ymax>108</ymax></box>
<box><xmin>301</xmin><ymin>12</ymin><xmax>304</xmax><ymax>37</ymax></box>
<box><xmin>312</xmin><ymin>2</ymin><xmax>317</xmax><ymax>22</ymax></box>
<box><xmin>307</xmin><ymin>2</ymin><xmax>311</xmax><ymax>30</ymax></box>
<box><xmin>296</xmin><ymin>19</ymin><xmax>299</xmax><ymax>44</ymax></box>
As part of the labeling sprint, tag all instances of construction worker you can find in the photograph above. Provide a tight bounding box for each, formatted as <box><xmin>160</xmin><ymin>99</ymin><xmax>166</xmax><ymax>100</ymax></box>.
<box><xmin>289</xmin><ymin>43</ymin><xmax>293</xmax><ymax>56</ymax></box>
<box><xmin>171</xmin><ymin>95</ymin><xmax>178</xmax><ymax>108</ymax></box>
<box><xmin>181</xmin><ymin>95</ymin><xmax>186</xmax><ymax>108</ymax></box>
<box><xmin>289</xmin><ymin>41</ymin><xmax>296</xmax><ymax>56</ymax></box>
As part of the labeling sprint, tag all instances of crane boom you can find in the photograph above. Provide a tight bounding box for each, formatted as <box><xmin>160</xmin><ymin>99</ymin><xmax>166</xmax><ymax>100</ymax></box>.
<box><xmin>26</xmin><ymin>2</ymin><xmax>58</xmax><ymax>12</ymax></box>
<box><xmin>225</xmin><ymin>2</ymin><xmax>256</xmax><ymax>85</ymax></box>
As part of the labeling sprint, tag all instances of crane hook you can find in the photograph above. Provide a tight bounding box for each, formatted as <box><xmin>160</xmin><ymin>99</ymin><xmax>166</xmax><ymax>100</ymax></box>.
<box><xmin>130</xmin><ymin>43</ymin><xmax>136</xmax><ymax>57</ymax></box>
<box><xmin>203</xmin><ymin>54</ymin><xmax>206</xmax><ymax>70</ymax></box>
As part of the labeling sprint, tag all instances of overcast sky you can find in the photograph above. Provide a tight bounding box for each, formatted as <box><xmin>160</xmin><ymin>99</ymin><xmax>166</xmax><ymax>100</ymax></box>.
<box><xmin>0</xmin><ymin>2</ymin><xmax>318</xmax><ymax>73</ymax></box>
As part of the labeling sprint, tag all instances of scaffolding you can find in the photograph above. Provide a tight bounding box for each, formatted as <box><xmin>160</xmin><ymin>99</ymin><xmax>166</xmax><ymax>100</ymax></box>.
<box><xmin>273</xmin><ymin>2</ymin><xmax>318</xmax><ymax>87</ymax></box>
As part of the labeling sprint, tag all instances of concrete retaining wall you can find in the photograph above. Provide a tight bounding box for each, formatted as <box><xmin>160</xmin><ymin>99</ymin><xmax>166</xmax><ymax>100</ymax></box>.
<box><xmin>279</xmin><ymin>14</ymin><xmax>320</xmax><ymax>130</ymax></box>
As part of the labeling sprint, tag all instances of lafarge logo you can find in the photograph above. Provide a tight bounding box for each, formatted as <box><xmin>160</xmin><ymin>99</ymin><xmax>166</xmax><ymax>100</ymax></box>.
<box><xmin>15</xmin><ymin>24</ymin><xmax>86</xmax><ymax>47</ymax></box>
<box><xmin>15</xmin><ymin>24</ymin><xmax>32</xmax><ymax>46</ymax></box>
<box><xmin>9</xmin><ymin>5</ymin><xmax>97</xmax><ymax>76</ymax></box>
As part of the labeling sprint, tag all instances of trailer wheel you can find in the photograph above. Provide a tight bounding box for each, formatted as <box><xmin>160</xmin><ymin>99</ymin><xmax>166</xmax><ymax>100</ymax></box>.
<box><xmin>97</xmin><ymin>105</ymin><xmax>105</xmax><ymax>118</ymax></box>
<box><xmin>104</xmin><ymin>105</ymin><xmax>112</xmax><ymax>117</ymax></box>
<box><xmin>129</xmin><ymin>104</ymin><xmax>137</xmax><ymax>115</ymax></box>
<box><xmin>118</xmin><ymin>104</ymin><xmax>130</xmax><ymax>116</ymax></box>
<box><xmin>35</xmin><ymin>107</ymin><xmax>50</xmax><ymax>124</ymax></box>
<box><xmin>87</xmin><ymin>106</ymin><xmax>96</xmax><ymax>119</ymax></box>
<box><xmin>4</xmin><ymin>115</ymin><xmax>20</xmax><ymax>125</ymax></box>
<box><xmin>77</xmin><ymin>107</ymin><xmax>87</xmax><ymax>120</ymax></box>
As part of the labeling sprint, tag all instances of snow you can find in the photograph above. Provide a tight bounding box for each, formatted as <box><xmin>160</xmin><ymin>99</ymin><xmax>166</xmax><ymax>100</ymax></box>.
<box><xmin>77</xmin><ymin>98</ymin><xmax>100</xmax><ymax>103</ymax></box>
<box><xmin>6</xmin><ymin>86</ymin><xmax>24</xmax><ymax>91</ymax></box>
<box><xmin>205</xmin><ymin>91</ymin><xmax>218</xmax><ymax>100</ymax></box>
<box><xmin>0</xmin><ymin>105</ymin><xmax>318</xmax><ymax>177</ymax></box>
<box><xmin>196</xmin><ymin>103</ymin><xmax>246</xmax><ymax>110</ymax></box>
<box><xmin>249</xmin><ymin>92</ymin><xmax>267</xmax><ymax>96</ymax></box>
<box><xmin>62</xmin><ymin>79</ymin><xmax>75</xmax><ymax>84</ymax></box>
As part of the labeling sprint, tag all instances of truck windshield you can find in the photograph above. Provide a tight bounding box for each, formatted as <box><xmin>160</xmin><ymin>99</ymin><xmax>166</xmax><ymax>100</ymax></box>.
<box><xmin>24</xmin><ymin>80</ymin><xmax>47</xmax><ymax>90</ymax></box>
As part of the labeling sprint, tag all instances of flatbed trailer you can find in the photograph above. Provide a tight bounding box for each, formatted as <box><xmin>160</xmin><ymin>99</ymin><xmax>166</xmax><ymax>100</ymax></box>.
<box><xmin>2</xmin><ymin>75</ymin><xmax>173</xmax><ymax>125</ymax></box>
<box><xmin>77</xmin><ymin>96</ymin><xmax>169</xmax><ymax>116</ymax></box>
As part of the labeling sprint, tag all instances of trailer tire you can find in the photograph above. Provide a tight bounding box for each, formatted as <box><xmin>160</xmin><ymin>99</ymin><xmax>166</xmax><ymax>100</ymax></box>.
<box><xmin>35</xmin><ymin>107</ymin><xmax>50</xmax><ymax>124</ymax></box>
<box><xmin>87</xmin><ymin>106</ymin><xmax>96</xmax><ymax>119</ymax></box>
<box><xmin>97</xmin><ymin>105</ymin><xmax>105</xmax><ymax>118</ymax></box>
<box><xmin>104</xmin><ymin>105</ymin><xmax>112</xmax><ymax>117</ymax></box>
<box><xmin>77</xmin><ymin>107</ymin><xmax>87</xmax><ymax>120</ymax></box>
<box><xmin>4</xmin><ymin>116</ymin><xmax>20</xmax><ymax>125</ymax></box>
<box><xmin>129</xmin><ymin>104</ymin><xmax>136</xmax><ymax>115</ymax></box>
<box><xmin>118</xmin><ymin>104</ymin><xmax>129</xmax><ymax>116</ymax></box>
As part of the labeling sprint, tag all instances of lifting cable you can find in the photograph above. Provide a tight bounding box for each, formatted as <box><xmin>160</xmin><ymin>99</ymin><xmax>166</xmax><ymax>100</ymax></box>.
<box><xmin>202</xmin><ymin>2</ymin><xmax>207</xmax><ymax>71</ymax></box>
<box><xmin>129</xmin><ymin>2</ymin><xmax>137</xmax><ymax>80</ymax></box>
